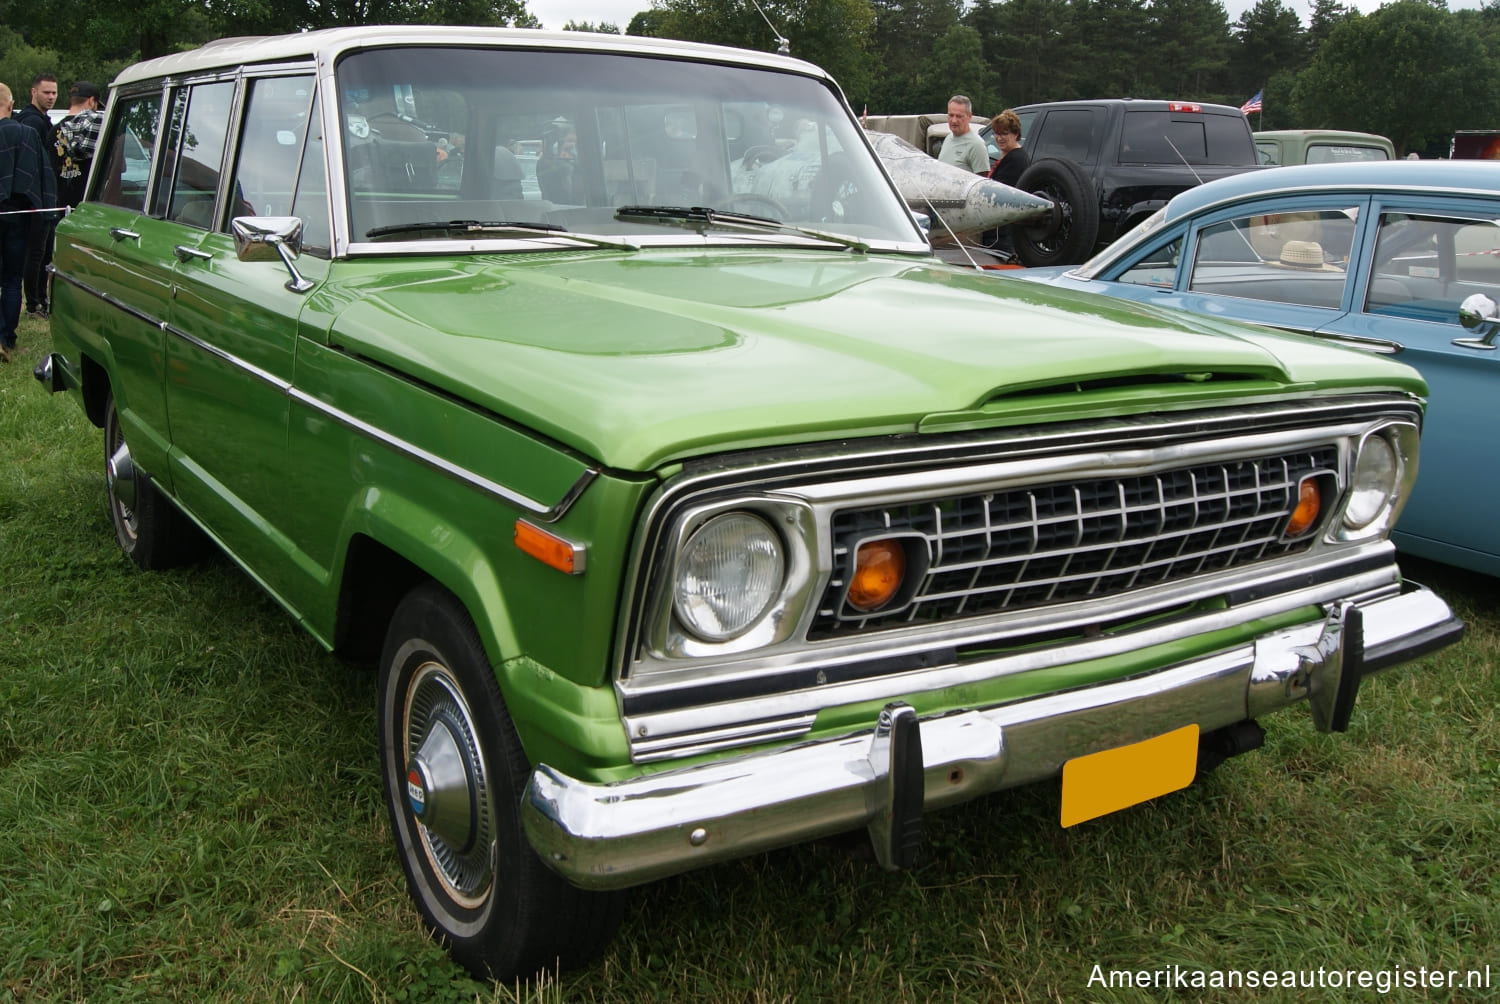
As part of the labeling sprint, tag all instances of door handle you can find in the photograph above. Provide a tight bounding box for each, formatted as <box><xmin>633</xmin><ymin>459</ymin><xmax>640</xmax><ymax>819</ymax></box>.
<box><xmin>109</xmin><ymin>227</ymin><xmax>140</xmax><ymax>242</ymax></box>
<box><xmin>173</xmin><ymin>245</ymin><xmax>214</xmax><ymax>263</ymax></box>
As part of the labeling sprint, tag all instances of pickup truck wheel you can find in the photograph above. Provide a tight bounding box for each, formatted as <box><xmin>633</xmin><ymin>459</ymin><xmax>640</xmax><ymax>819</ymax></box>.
<box><xmin>1014</xmin><ymin>157</ymin><xmax>1100</xmax><ymax>267</ymax></box>
<box><xmin>378</xmin><ymin>583</ymin><xmax>624</xmax><ymax>980</ymax></box>
<box><xmin>103</xmin><ymin>392</ymin><xmax>201</xmax><ymax>570</ymax></box>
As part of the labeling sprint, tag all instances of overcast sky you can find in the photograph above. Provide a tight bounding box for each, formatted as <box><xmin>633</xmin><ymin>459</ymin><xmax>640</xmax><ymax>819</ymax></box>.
<box><xmin>524</xmin><ymin>0</ymin><xmax>1489</xmax><ymax>33</ymax></box>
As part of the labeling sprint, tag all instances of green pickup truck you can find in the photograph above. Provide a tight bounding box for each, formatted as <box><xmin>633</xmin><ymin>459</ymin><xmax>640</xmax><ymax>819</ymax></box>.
<box><xmin>1255</xmin><ymin>129</ymin><xmax>1396</xmax><ymax>165</ymax></box>
<box><xmin>37</xmin><ymin>27</ymin><xmax>1463</xmax><ymax>982</ymax></box>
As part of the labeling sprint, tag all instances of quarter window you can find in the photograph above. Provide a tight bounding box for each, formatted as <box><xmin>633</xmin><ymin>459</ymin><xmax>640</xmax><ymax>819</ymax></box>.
<box><xmin>1117</xmin><ymin>237</ymin><xmax>1181</xmax><ymax>287</ymax></box>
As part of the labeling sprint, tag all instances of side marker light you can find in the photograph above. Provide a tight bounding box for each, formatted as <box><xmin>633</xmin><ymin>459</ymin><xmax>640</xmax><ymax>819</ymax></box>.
<box><xmin>515</xmin><ymin>520</ymin><xmax>586</xmax><ymax>574</ymax></box>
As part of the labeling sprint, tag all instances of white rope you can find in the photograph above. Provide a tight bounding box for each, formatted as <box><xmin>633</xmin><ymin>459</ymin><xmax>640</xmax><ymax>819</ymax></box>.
<box><xmin>0</xmin><ymin>205</ymin><xmax>70</xmax><ymax>218</ymax></box>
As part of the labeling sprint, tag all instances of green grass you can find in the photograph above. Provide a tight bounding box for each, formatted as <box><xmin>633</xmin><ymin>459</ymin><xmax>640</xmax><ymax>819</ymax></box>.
<box><xmin>2</xmin><ymin>317</ymin><xmax>1496</xmax><ymax>1002</ymax></box>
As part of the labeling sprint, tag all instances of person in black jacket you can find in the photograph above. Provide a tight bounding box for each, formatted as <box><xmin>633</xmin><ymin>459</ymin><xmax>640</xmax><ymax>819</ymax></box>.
<box><xmin>12</xmin><ymin>73</ymin><xmax>58</xmax><ymax>318</ymax></box>
<box><xmin>2</xmin><ymin>82</ymin><xmax>57</xmax><ymax>362</ymax></box>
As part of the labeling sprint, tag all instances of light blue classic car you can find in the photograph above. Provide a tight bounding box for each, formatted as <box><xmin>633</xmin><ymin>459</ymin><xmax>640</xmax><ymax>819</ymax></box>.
<box><xmin>1009</xmin><ymin>161</ymin><xmax>1500</xmax><ymax>576</ymax></box>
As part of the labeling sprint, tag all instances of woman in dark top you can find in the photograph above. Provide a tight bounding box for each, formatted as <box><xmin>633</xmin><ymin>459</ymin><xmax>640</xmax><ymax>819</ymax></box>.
<box><xmin>985</xmin><ymin>109</ymin><xmax>1030</xmax><ymax>258</ymax></box>
<box><xmin>988</xmin><ymin>109</ymin><xmax>1029</xmax><ymax>186</ymax></box>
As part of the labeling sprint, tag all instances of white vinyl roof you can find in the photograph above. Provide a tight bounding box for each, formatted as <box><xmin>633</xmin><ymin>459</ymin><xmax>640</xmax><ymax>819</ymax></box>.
<box><xmin>111</xmin><ymin>25</ymin><xmax>826</xmax><ymax>88</ymax></box>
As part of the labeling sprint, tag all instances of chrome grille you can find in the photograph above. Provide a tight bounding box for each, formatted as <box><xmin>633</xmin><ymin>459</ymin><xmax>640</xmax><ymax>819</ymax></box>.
<box><xmin>811</xmin><ymin>446</ymin><xmax>1338</xmax><ymax>638</ymax></box>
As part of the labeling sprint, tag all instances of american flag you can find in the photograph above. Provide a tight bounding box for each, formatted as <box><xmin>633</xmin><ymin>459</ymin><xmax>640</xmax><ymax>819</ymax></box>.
<box><xmin>1241</xmin><ymin>90</ymin><xmax>1263</xmax><ymax>115</ymax></box>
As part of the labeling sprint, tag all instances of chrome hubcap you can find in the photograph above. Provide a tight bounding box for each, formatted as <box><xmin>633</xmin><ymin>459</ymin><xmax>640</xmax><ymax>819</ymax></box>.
<box><xmin>106</xmin><ymin>430</ymin><xmax>139</xmax><ymax>542</ymax></box>
<box><xmin>404</xmin><ymin>663</ymin><xmax>494</xmax><ymax>905</ymax></box>
<box><xmin>107</xmin><ymin>441</ymin><xmax>138</xmax><ymax>511</ymax></box>
<box><xmin>406</xmin><ymin>720</ymin><xmax>476</xmax><ymax>849</ymax></box>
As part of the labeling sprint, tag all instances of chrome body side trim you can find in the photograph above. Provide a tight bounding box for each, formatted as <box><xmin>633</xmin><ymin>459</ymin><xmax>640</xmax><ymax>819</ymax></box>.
<box><xmin>49</xmin><ymin>271</ymin><xmax>596</xmax><ymax>522</ymax></box>
<box><xmin>523</xmin><ymin>584</ymin><xmax>1461</xmax><ymax>890</ymax></box>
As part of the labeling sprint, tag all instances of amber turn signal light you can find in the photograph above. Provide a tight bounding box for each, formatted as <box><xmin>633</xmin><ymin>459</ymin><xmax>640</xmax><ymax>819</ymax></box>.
<box><xmin>1285</xmin><ymin>477</ymin><xmax>1322</xmax><ymax>538</ymax></box>
<box><xmin>847</xmin><ymin>538</ymin><xmax>906</xmax><ymax>612</ymax></box>
<box><xmin>515</xmin><ymin>519</ymin><xmax>586</xmax><ymax>574</ymax></box>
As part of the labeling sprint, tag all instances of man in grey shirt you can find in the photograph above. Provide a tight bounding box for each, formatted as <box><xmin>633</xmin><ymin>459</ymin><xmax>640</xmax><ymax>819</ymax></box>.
<box><xmin>938</xmin><ymin>95</ymin><xmax>989</xmax><ymax>174</ymax></box>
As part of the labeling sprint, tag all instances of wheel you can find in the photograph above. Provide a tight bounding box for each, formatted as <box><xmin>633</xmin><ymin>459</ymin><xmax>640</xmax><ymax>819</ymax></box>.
<box><xmin>378</xmin><ymin>583</ymin><xmax>624</xmax><ymax>980</ymax></box>
<box><xmin>104</xmin><ymin>392</ymin><xmax>202</xmax><ymax>570</ymax></box>
<box><xmin>1013</xmin><ymin>157</ymin><xmax>1100</xmax><ymax>267</ymax></box>
<box><xmin>723</xmin><ymin>193</ymin><xmax>788</xmax><ymax>219</ymax></box>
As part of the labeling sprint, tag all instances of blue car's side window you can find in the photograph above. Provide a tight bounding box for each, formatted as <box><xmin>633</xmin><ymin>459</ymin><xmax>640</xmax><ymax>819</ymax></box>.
<box><xmin>1116</xmin><ymin>236</ymin><xmax>1182</xmax><ymax>287</ymax></box>
<box><xmin>1186</xmin><ymin>208</ymin><xmax>1359</xmax><ymax>309</ymax></box>
<box><xmin>1367</xmin><ymin>211</ymin><xmax>1500</xmax><ymax>324</ymax></box>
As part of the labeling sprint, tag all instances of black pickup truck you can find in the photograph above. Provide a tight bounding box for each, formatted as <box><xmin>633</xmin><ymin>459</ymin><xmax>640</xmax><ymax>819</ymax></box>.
<box><xmin>986</xmin><ymin>99</ymin><xmax>1261</xmax><ymax>267</ymax></box>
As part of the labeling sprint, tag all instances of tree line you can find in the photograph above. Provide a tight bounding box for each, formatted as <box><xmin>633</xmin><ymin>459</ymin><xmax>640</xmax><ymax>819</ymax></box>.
<box><xmin>4</xmin><ymin>0</ymin><xmax>1499</xmax><ymax>154</ymax></box>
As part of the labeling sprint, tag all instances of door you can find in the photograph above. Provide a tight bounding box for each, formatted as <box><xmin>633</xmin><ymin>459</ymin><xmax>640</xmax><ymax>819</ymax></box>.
<box><xmin>160</xmin><ymin>73</ymin><xmax>331</xmax><ymax>599</ymax></box>
<box><xmin>56</xmin><ymin>89</ymin><xmax>177</xmax><ymax>482</ymax></box>
<box><xmin>1317</xmin><ymin>197</ymin><xmax>1500</xmax><ymax>573</ymax></box>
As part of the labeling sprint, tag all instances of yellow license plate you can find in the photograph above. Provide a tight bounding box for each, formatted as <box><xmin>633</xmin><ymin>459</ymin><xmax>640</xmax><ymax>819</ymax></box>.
<box><xmin>1060</xmin><ymin>724</ymin><xmax>1200</xmax><ymax>828</ymax></box>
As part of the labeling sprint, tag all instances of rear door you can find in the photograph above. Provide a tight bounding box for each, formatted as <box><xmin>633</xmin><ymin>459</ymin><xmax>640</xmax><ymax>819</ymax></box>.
<box><xmin>53</xmin><ymin>88</ymin><xmax>177</xmax><ymax>482</ymax></box>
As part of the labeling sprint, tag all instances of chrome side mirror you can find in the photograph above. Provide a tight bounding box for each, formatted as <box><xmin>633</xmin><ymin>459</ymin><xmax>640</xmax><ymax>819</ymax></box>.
<box><xmin>1455</xmin><ymin>292</ymin><xmax>1500</xmax><ymax>350</ymax></box>
<box><xmin>232</xmin><ymin>216</ymin><xmax>315</xmax><ymax>294</ymax></box>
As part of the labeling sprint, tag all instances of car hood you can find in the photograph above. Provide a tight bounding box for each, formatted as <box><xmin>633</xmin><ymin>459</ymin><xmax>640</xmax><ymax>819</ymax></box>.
<box><xmin>319</xmin><ymin>250</ymin><xmax>1424</xmax><ymax>471</ymax></box>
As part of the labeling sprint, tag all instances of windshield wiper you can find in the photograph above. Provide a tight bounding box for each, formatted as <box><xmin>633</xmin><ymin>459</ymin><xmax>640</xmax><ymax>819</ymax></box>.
<box><xmin>614</xmin><ymin>205</ymin><xmax>869</xmax><ymax>253</ymax></box>
<box><xmin>364</xmin><ymin>219</ymin><xmax>637</xmax><ymax>251</ymax></box>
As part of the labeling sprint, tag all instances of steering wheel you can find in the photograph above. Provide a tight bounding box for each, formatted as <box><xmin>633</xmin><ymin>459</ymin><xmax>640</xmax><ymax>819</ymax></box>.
<box><xmin>723</xmin><ymin>193</ymin><xmax>788</xmax><ymax>219</ymax></box>
<box><xmin>739</xmin><ymin>145</ymin><xmax>783</xmax><ymax>171</ymax></box>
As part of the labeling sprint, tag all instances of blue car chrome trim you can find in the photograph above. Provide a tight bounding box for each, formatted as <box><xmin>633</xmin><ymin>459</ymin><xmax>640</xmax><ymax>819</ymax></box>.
<box><xmin>52</xmin><ymin>269</ymin><xmax>596</xmax><ymax>522</ymax></box>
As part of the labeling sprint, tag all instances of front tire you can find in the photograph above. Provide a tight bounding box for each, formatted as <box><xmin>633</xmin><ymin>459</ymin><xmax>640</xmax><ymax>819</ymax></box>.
<box><xmin>104</xmin><ymin>392</ymin><xmax>202</xmax><ymax>569</ymax></box>
<box><xmin>378</xmin><ymin>583</ymin><xmax>623</xmax><ymax>980</ymax></box>
<box><xmin>1014</xmin><ymin>157</ymin><xmax>1100</xmax><ymax>267</ymax></box>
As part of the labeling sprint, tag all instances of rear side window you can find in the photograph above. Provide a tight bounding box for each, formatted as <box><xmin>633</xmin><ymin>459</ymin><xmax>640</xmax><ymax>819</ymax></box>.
<box><xmin>1030</xmin><ymin>109</ymin><xmax>1096</xmax><ymax>164</ymax></box>
<box><xmin>1121</xmin><ymin>111</ymin><xmax>1254</xmax><ymax>165</ymax></box>
<box><xmin>94</xmin><ymin>94</ymin><xmax>162</xmax><ymax>211</ymax></box>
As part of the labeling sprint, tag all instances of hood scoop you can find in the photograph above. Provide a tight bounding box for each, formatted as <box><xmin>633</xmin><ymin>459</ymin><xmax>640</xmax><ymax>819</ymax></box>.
<box><xmin>991</xmin><ymin>369</ymin><xmax>1263</xmax><ymax>401</ymax></box>
<box><xmin>920</xmin><ymin>368</ymin><xmax>1299</xmax><ymax>434</ymax></box>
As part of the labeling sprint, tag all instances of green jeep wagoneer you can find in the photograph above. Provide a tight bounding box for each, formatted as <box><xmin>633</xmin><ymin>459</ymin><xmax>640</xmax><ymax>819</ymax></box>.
<box><xmin>37</xmin><ymin>26</ymin><xmax>1463</xmax><ymax>981</ymax></box>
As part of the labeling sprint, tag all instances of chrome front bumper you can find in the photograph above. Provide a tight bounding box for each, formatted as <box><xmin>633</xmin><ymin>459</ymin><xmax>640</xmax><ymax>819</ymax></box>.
<box><xmin>521</xmin><ymin>585</ymin><xmax>1461</xmax><ymax>890</ymax></box>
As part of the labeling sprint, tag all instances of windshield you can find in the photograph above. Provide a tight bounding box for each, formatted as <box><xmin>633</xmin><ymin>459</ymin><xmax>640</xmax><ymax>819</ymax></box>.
<box><xmin>335</xmin><ymin>47</ymin><xmax>922</xmax><ymax>249</ymax></box>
